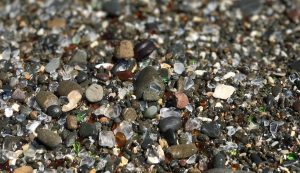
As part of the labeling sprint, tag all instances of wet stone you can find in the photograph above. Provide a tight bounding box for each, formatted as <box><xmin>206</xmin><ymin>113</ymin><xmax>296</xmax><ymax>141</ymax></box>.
<box><xmin>134</xmin><ymin>40</ymin><xmax>156</xmax><ymax>60</ymax></box>
<box><xmin>201</xmin><ymin>122</ymin><xmax>221</xmax><ymax>138</ymax></box>
<box><xmin>134</xmin><ymin>66</ymin><xmax>165</xmax><ymax>101</ymax></box>
<box><xmin>36</xmin><ymin>129</ymin><xmax>62</xmax><ymax>149</ymax></box>
<box><xmin>35</xmin><ymin>91</ymin><xmax>59</xmax><ymax>110</ymax></box>
<box><xmin>115</xmin><ymin>40</ymin><xmax>134</xmax><ymax>60</ymax></box>
<box><xmin>46</xmin><ymin>105</ymin><xmax>62</xmax><ymax>118</ymax></box>
<box><xmin>159</xmin><ymin>116</ymin><xmax>182</xmax><ymax>133</ymax></box>
<box><xmin>45</xmin><ymin>58</ymin><xmax>60</xmax><ymax>73</ymax></box>
<box><xmin>122</xmin><ymin>108</ymin><xmax>138</xmax><ymax>121</ymax></box>
<box><xmin>66</xmin><ymin>115</ymin><xmax>78</xmax><ymax>130</ymax></box>
<box><xmin>143</xmin><ymin>105</ymin><xmax>158</xmax><ymax>119</ymax></box>
<box><xmin>85</xmin><ymin>84</ymin><xmax>104</xmax><ymax>102</ymax></box>
<box><xmin>167</xmin><ymin>143</ymin><xmax>198</xmax><ymax>159</ymax></box>
<box><xmin>79</xmin><ymin>122</ymin><xmax>97</xmax><ymax>138</ymax></box>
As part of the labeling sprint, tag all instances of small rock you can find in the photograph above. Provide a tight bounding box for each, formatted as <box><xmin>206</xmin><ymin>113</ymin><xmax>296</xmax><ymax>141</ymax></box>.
<box><xmin>12</xmin><ymin>88</ymin><xmax>26</xmax><ymax>101</ymax></box>
<box><xmin>9</xmin><ymin>77</ymin><xmax>19</xmax><ymax>87</ymax></box>
<box><xmin>103</xmin><ymin>0</ymin><xmax>121</xmax><ymax>16</ymax></box>
<box><xmin>143</xmin><ymin>105</ymin><xmax>158</xmax><ymax>119</ymax></box>
<box><xmin>76</xmin><ymin>71</ymin><xmax>88</xmax><ymax>83</ymax></box>
<box><xmin>122</xmin><ymin>108</ymin><xmax>138</xmax><ymax>121</ymax></box>
<box><xmin>47</xmin><ymin>17</ymin><xmax>66</xmax><ymax>28</ymax></box>
<box><xmin>134</xmin><ymin>40</ymin><xmax>156</xmax><ymax>60</ymax></box>
<box><xmin>79</xmin><ymin>122</ymin><xmax>97</xmax><ymax>138</ymax></box>
<box><xmin>45</xmin><ymin>58</ymin><xmax>60</xmax><ymax>73</ymax></box>
<box><xmin>162</xmin><ymin>129</ymin><xmax>177</xmax><ymax>145</ymax></box>
<box><xmin>250</xmin><ymin>152</ymin><xmax>262</xmax><ymax>165</ymax></box>
<box><xmin>37</xmin><ymin>129</ymin><xmax>62</xmax><ymax>148</ymax></box>
<box><xmin>134</xmin><ymin>66</ymin><xmax>165</xmax><ymax>101</ymax></box>
<box><xmin>271</xmin><ymin>86</ymin><xmax>281</xmax><ymax>96</ymax></box>
<box><xmin>99</xmin><ymin>131</ymin><xmax>115</xmax><ymax>148</ymax></box>
<box><xmin>46</xmin><ymin>105</ymin><xmax>62</xmax><ymax>118</ymax></box>
<box><xmin>175</xmin><ymin>92</ymin><xmax>189</xmax><ymax>109</ymax></box>
<box><xmin>292</xmin><ymin>101</ymin><xmax>300</xmax><ymax>112</ymax></box>
<box><xmin>70</xmin><ymin>49</ymin><xmax>87</xmax><ymax>65</ymax></box>
<box><xmin>168</xmin><ymin>143</ymin><xmax>198</xmax><ymax>159</ymax></box>
<box><xmin>85</xmin><ymin>84</ymin><xmax>103</xmax><ymax>102</ymax></box>
<box><xmin>66</xmin><ymin>115</ymin><xmax>78</xmax><ymax>130</ymax></box>
<box><xmin>62</xmin><ymin>130</ymin><xmax>77</xmax><ymax>147</ymax></box>
<box><xmin>213</xmin><ymin>84</ymin><xmax>236</xmax><ymax>100</ymax></box>
<box><xmin>13</xmin><ymin>166</ymin><xmax>33</xmax><ymax>173</ymax></box>
<box><xmin>35</xmin><ymin>91</ymin><xmax>59</xmax><ymax>110</ymax></box>
<box><xmin>57</xmin><ymin>80</ymin><xmax>83</xmax><ymax>96</ymax></box>
<box><xmin>201</xmin><ymin>122</ymin><xmax>221</xmax><ymax>138</ymax></box>
<box><xmin>206</xmin><ymin>168</ymin><xmax>254</xmax><ymax>173</ymax></box>
<box><xmin>115</xmin><ymin>40</ymin><xmax>134</xmax><ymax>59</ymax></box>
<box><xmin>174</xmin><ymin>62</ymin><xmax>185</xmax><ymax>74</ymax></box>
<box><xmin>212</xmin><ymin>152</ymin><xmax>226</xmax><ymax>168</ymax></box>
<box><xmin>159</xmin><ymin>116</ymin><xmax>182</xmax><ymax>133</ymax></box>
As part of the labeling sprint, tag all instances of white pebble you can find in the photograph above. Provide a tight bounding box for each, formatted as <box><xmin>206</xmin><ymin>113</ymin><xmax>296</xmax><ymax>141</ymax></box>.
<box><xmin>213</xmin><ymin>84</ymin><xmax>236</xmax><ymax>99</ymax></box>
<box><xmin>5</xmin><ymin>107</ymin><xmax>13</xmax><ymax>117</ymax></box>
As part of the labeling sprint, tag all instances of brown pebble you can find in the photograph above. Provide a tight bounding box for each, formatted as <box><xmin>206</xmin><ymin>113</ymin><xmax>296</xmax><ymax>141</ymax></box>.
<box><xmin>13</xmin><ymin>166</ymin><xmax>33</xmax><ymax>173</ymax></box>
<box><xmin>47</xmin><ymin>18</ymin><xmax>66</xmax><ymax>28</ymax></box>
<box><xmin>115</xmin><ymin>40</ymin><xmax>134</xmax><ymax>60</ymax></box>
<box><xmin>35</xmin><ymin>91</ymin><xmax>59</xmax><ymax>110</ymax></box>
<box><xmin>57</xmin><ymin>80</ymin><xmax>83</xmax><ymax>96</ymax></box>
<box><xmin>168</xmin><ymin>143</ymin><xmax>198</xmax><ymax>159</ymax></box>
<box><xmin>115</xmin><ymin>132</ymin><xmax>126</xmax><ymax>148</ymax></box>
<box><xmin>66</xmin><ymin>115</ymin><xmax>78</xmax><ymax>130</ymax></box>
<box><xmin>175</xmin><ymin>92</ymin><xmax>189</xmax><ymax>109</ymax></box>
<box><xmin>292</xmin><ymin>100</ymin><xmax>300</xmax><ymax>112</ymax></box>
<box><xmin>29</xmin><ymin>111</ymin><xmax>38</xmax><ymax>120</ymax></box>
<box><xmin>116</xmin><ymin>70</ymin><xmax>134</xmax><ymax>81</ymax></box>
<box><xmin>122</xmin><ymin>108</ymin><xmax>138</xmax><ymax>121</ymax></box>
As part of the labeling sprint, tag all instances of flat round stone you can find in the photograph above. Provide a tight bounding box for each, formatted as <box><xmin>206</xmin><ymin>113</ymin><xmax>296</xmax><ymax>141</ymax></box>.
<box><xmin>85</xmin><ymin>84</ymin><xmax>103</xmax><ymax>102</ymax></box>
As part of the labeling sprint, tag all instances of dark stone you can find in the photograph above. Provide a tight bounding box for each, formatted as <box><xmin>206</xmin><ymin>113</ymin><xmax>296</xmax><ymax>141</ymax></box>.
<box><xmin>46</xmin><ymin>105</ymin><xmax>62</xmax><ymax>118</ymax></box>
<box><xmin>36</xmin><ymin>129</ymin><xmax>62</xmax><ymax>149</ymax></box>
<box><xmin>271</xmin><ymin>86</ymin><xmax>281</xmax><ymax>96</ymax></box>
<box><xmin>141</xmin><ymin>133</ymin><xmax>153</xmax><ymax>150</ymax></box>
<box><xmin>103</xmin><ymin>0</ymin><xmax>121</xmax><ymax>16</ymax></box>
<box><xmin>79</xmin><ymin>122</ymin><xmax>97</xmax><ymax>138</ymax></box>
<box><xmin>57</xmin><ymin>80</ymin><xmax>83</xmax><ymax>96</ymax></box>
<box><xmin>35</xmin><ymin>91</ymin><xmax>59</xmax><ymax>110</ymax></box>
<box><xmin>201</xmin><ymin>122</ymin><xmax>221</xmax><ymax>138</ymax></box>
<box><xmin>76</xmin><ymin>71</ymin><xmax>88</xmax><ymax>83</ymax></box>
<box><xmin>134</xmin><ymin>40</ymin><xmax>156</xmax><ymax>60</ymax></box>
<box><xmin>292</xmin><ymin>101</ymin><xmax>300</xmax><ymax>112</ymax></box>
<box><xmin>212</xmin><ymin>152</ymin><xmax>226</xmax><ymax>168</ymax></box>
<box><xmin>162</xmin><ymin>129</ymin><xmax>177</xmax><ymax>146</ymax></box>
<box><xmin>250</xmin><ymin>153</ymin><xmax>262</xmax><ymax>165</ymax></box>
<box><xmin>159</xmin><ymin>116</ymin><xmax>182</xmax><ymax>133</ymax></box>
<box><xmin>265</xmin><ymin>95</ymin><xmax>274</xmax><ymax>107</ymax></box>
<box><xmin>289</xmin><ymin>60</ymin><xmax>300</xmax><ymax>72</ymax></box>
<box><xmin>134</xmin><ymin>66</ymin><xmax>165</xmax><ymax>101</ymax></box>
<box><xmin>235</xmin><ymin>0</ymin><xmax>263</xmax><ymax>17</ymax></box>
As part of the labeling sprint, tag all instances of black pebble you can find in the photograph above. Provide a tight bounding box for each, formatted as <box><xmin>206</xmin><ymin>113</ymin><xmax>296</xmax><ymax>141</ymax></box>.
<box><xmin>201</xmin><ymin>122</ymin><xmax>221</xmax><ymax>138</ymax></box>
<box><xmin>159</xmin><ymin>116</ymin><xmax>182</xmax><ymax>133</ymax></box>
<box><xmin>212</xmin><ymin>152</ymin><xmax>226</xmax><ymax>168</ymax></box>
<box><xmin>162</xmin><ymin>129</ymin><xmax>177</xmax><ymax>146</ymax></box>
<box><xmin>46</xmin><ymin>105</ymin><xmax>62</xmax><ymax>118</ymax></box>
<box><xmin>76</xmin><ymin>71</ymin><xmax>88</xmax><ymax>83</ymax></box>
<box><xmin>79</xmin><ymin>122</ymin><xmax>97</xmax><ymax>138</ymax></box>
<box><xmin>134</xmin><ymin>40</ymin><xmax>156</xmax><ymax>60</ymax></box>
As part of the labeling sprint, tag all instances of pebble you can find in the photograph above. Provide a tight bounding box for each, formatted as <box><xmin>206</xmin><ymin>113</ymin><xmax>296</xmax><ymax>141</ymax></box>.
<box><xmin>175</xmin><ymin>92</ymin><xmax>189</xmax><ymax>109</ymax></box>
<box><xmin>99</xmin><ymin>131</ymin><xmax>115</xmax><ymax>148</ymax></box>
<box><xmin>46</xmin><ymin>105</ymin><xmax>62</xmax><ymax>118</ymax></box>
<box><xmin>12</xmin><ymin>88</ymin><xmax>26</xmax><ymax>101</ymax></box>
<box><xmin>66</xmin><ymin>115</ymin><xmax>78</xmax><ymax>130</ymax></box>
<box><xmin>79</xmin><ymin>122</ymin><xmax>97</xmax><ymax>138</ymax></box>
<box><xmin>76</xmin><ymin>71</ymin><xmax>88</xmax><ymax>83</ymax></box>
<box><xmin>36</xmin><ymin>129</ymin><xmax>62</xmax><ymax>148</ymax></box>
<box><xmin>85</xmin><ymin>84</ymin><xmax>104</xmax><ymax>102</ymax></box>
<box><xmin>212</xmin><ymin>152</ymin><xmax>226</xmax><ymax>168</ymax></box>
<box><xmin>289</xmin><ymin>60</ymin><xmax>300</xmax><ymax>72</ymax></box>
<box><xmin>250</xmin><ymin>152</ymin><xmax>262</xmax><ymax>165</ymax></box>
<box><xmin>70</xmin><ymin>49</ymin><xmax>87</xmax><ymax>65</ymax></box>
<box><xmin>174</xmin><ymin>62</ymin><xmax>185</xmax><ymax>74</ymax></box>
<box><xmin>57</xmin><ymin>80</ymin><xmax>83</xmax><ymax>96</ymax></box>
<box><xmin>206</xmin><ymin>168</ymin><xmax>254</xmax><ymax>173</ymax></box>
<box><xmin>159</xmin><ymin>116</ymin><xmax>182</xmax><ymax>133</ymax></box>
<box><xmin>292</xmin><ymin>100</ymin><xmax>300</xmax><ymax>112</ymax></box>
<box><xmin>35</xmin><ymin>91</ymin><xmax>59</xmax><ymax>110</ymax></box>
<box><xmin>212</xmin><ymin>84</ymin><xmax>236</xmax><ymax>100</ymax></box>
<box><xmin>162</xmin><ymin>129</ymin><xmax>177</xmax><ymax>146</ymax></box>
<box><xmin>134</xmin><ymin>40</ymin><xmax>156</xmax><ymax>60</ymax></box>
<box><xmin>134</xmin><ymin>66</ymin><xmax>165</xmax><ymax>101</ymax></box>
<box><xmin>167</xmin><ymin>143</ymin><xmax>198</xmax><ymax>159</ymax></box>
<box><xmin>45</xmin><ymin>58</ymin><xmax>60</xmax><ymax>73</ymax></box>
<box><xmin>13</xmin><ymin>166</ymin><xmax>33</xmax><ymax>173</ymax></box>
<box><xmin>115</xmin><ymin>40</ymin><xmax>134</xmax><ymax>60</ymax></box>
<box><xmin>122</xmin><ymin>108</ymin><xmax>138</xmax><ymax>121</ymax></box>
<box><xmin>103</xmin><ymin>0</ymin><xmax>121</xmax><ymax>16</ymax></box>
<box><xmin>271</xmin><ymin>86</ymin><xmax>281</xmax><ymax>96</ymax></box>
<box><xmin>143</xmin><ymin>105</ymin><xmax>158</xmax><ymax>119</ymax></box>
<box><xmin>201</xmin><ymin>122</ymin><xmax>221</xmax><ymax>138</ymax></box>
<box><xmin>62</xmin><ymin>130</ymin><xmax>77</xmax><ymax>147</ymax></box>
